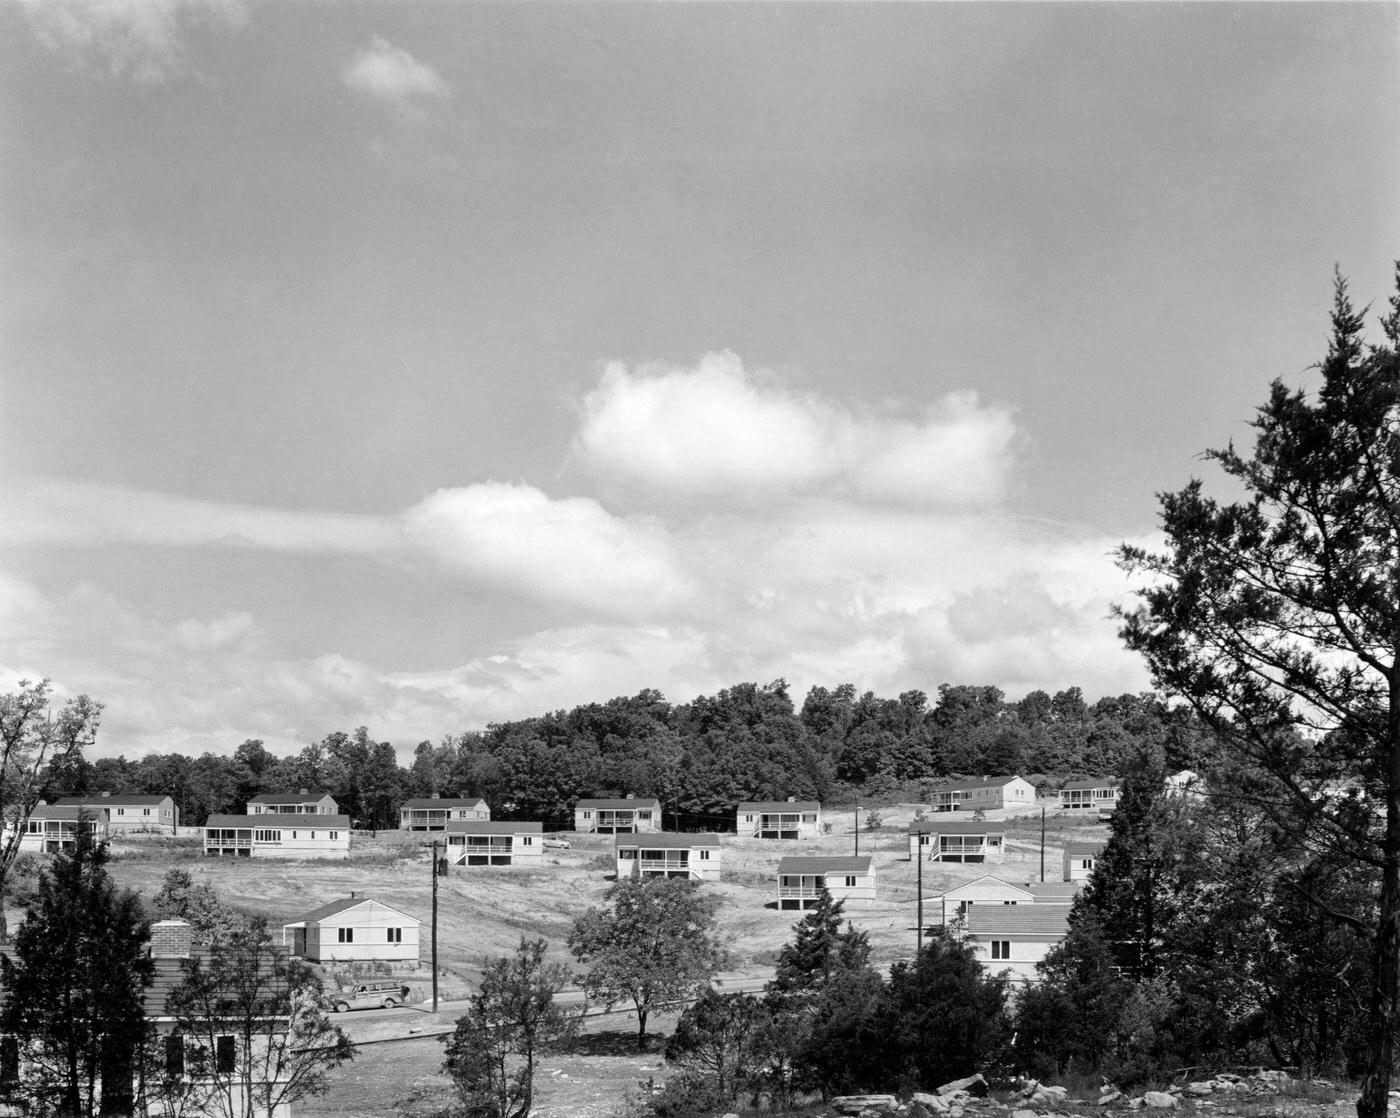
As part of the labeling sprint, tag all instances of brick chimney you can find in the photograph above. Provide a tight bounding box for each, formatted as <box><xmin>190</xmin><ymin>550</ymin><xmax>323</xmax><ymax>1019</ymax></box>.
<box><xmin>150</xmin><ymin>919</ymin><xmax>193</xmax><ymax>959</ymax></box>
<box><xmin>430</xmin><ymin>792</ymin><xmax>440</xmax><ymax>800</ymax></box>
<box><xmin>100</xmin><ymin>791</ymin><xmax>111</xmax><ymax>798</ymax></box>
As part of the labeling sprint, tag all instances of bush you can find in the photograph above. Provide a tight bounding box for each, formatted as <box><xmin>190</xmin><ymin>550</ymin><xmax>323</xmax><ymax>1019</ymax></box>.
<box><xmin>649</xmin><ymin>1069</ymin><xmax>730</xmax><ymax>1118</ymax></box>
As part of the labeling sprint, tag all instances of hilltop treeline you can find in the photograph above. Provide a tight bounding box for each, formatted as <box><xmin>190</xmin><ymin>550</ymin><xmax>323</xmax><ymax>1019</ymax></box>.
<box><xmin>45</xmin><ymin>681</ymin><xmax>1215</xmax><ymax>828</ymax></box>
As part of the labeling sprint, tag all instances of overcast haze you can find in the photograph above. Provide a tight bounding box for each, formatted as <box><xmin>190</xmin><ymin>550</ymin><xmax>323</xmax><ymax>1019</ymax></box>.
<box><xmin>2</xmin><ymin>1</ymin><xmax>1397</xmax><ymax>758</ymax></box>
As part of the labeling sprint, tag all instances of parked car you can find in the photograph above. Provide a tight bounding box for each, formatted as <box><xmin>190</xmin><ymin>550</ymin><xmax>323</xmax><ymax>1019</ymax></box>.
<box><xmin>330</xmin><ymin>979</ymin><xmax>411</xmax><ymax>1012</ymax></box>
<box><xmin>543</xmin><ymin>837</ymin><xmax>570</xmax><ymax>849</ymax></box>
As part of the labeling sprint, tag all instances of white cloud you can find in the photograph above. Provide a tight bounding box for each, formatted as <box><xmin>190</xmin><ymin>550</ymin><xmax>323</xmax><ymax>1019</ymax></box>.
<box><xmin>342</xmin><ymin>37</ymin><xmax>451</xmax><ymax>123</ymax></box>
<box><xmin>22</xmin><ymin>0</ymin><xmax>246</xmax><ymax>85</ymax></box>
<box><xmin>401</xmin><ymin>483</ymin><xmax>693</xmax><ymax>620</ymax></box>
<box><xmin>574</xmin><ymin>352</ymin><xmax>1018</xmax><ymax>508</ymax></box>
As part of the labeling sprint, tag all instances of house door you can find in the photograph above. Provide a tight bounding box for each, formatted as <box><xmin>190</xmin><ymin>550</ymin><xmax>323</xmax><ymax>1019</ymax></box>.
<box><xmin>293</xmin><ymin>928</ymin><xmax>306</xmax><ymax>956</ymax></box>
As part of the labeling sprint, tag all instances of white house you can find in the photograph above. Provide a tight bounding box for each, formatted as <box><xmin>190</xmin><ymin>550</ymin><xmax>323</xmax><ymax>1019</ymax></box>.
<box><xmin>203</xmin><ymin>813</ymin><xmax>350</xmax><ymax>859</ymax></box>
<box><xmin>929</xmin><ymin>776</ymin><xmax>1036</xmax><ymax>813</ymax></box>
<box><xmin>1059</xmin><ymin>778</ymin><xmax>1120</xmax><ymax>812</ymax></box>
<box><xmin>246</xmin><ymin>791</ymin><xmax>340</xmax><ymax>816</ymax></box>
<box><xmin>775</xmin><ymin>855</ymin><xmax>876</xmax><ymax>910</ymax></box>
<box><xmin>1026</xmin><ymin>881</ymin><xmax>1082</xmax><ymax>904</ymax></box>
<box><xmin>964</xmin><ymin>905</ymin><xmax>1070</xmax><ymax>983</ymax></box>
<box><xmin>1063</xmin><ymin>840</ymin><xmax>1106</xmax><ymax>882</ymax></box>
<box><xmin>616</xmin><ymin>833</ymin><xmax>722</xmax><ymax>882</ymax></box>
<box><xmin>736</xmin><ymin>801</ymin><xmax>821</xmax><ymax>839</ymax></box>
<box><xmin>1165</xmin><ymin>770</ymin><xmax>1204</xmax><ymax>799</ymax></box>
<box><xmin>400</xmin><ymin>795</ymin><xmax>490</xmax><ymax>830</ymax></box>
<box><xmin>19</xmin><ymin>804</ymin><xmax>109</xmax><ymax>853</ymax></box>
<box><xmin>574</xmin><ymin>797</ymin><xmax>661</xmax><ymax>833</ymax></box>
<box><xmin>933</xmin><ymin>875</ymin><xmax>1034</xmax><ymax>925</ymax></box>
<box><xmin>444</xmin><ymin>821</ymin><xmax>543</xmax><ymax>867</ymax></box>
<box><xmin>908</xmin><ymin>820</ymin><xmax>1006</xmax><ymax>863</ymax></box>
<box><xmin>54</xmin><ymin>793</ymin><xmax>178</xmax><ymax>834</ymax></box>
<box><xmin>281</xmin><ymin>896</ymin><xmax>420</xmax><ymax>965</ymax></box>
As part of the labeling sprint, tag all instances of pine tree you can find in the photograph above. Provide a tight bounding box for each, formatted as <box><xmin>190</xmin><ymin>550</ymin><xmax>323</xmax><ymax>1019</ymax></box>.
<box><xmin>0</xmin><ymin>814</ymin><xmax>152</xmax><ymax>1117</ymax></box>
<box><xmin>771</xmin><ymin>887</ymin><xmax>870</xmax><ymax>994</ymax></box>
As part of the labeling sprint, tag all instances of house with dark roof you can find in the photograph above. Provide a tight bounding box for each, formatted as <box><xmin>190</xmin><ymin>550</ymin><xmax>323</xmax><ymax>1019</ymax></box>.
<box><xmin>963</xmin><ymin>905</ymin><xmax>1070</xmax><ymax>983</ymax></box>
<box><xmin>931</xmin><ymin>875</ymin><xmax>1082</xmax><ymax>926</ymax></box>
<box><xmin>615</xmin><ymin>833</ymin><xmax>722</xmax><ymax>882</ymax></box>
<box><xmin>444</xmin><ymin>821</ymin><xmax>543</xmax><ymax>867</ymax></box>
<box><xmin>55</xmin><ymin>792</ymin><xmax>178</xmax><ymax>834</ymax></box>
<box><xmin>281</xmin><ymin>896</ymin><xmax>420</xmax><ymax>965</ymax></box>
<box><xmin>246</xmin><ymin>791</ymin><xmax>339</xmax><ymax>816</ymax></box>
<box><xmin>1063</xmin><ymin>840</ymin><xmax>1106</xmax><ymax>882</ymax></box>
<box><xmin>908</xmin><ymin>820</ymin><xmax>1006</xmax><ymax>862</ymax></box>
<box><xmin>929</xmin><ymin>775</ymin><xmax>1035</xmax><ymax>813</ymax></box>
<box><xmin>19</xmin><ymin>804</ymin><xmax>108</xmax><ymax>854</ymax></box>
<box><xmin>204</xmin><ymin>813</ymin><xmax>350</xmax><ymax>859</ymax></box>
<box><xmin>775</xmin><ymin>855</ymin><xmax>876</xmax><ymax>909</ymax></box>
<box><xmin>573</xmin><ymin>797</ymin><xmax>661</xmax><ymax>834</ymax></box>
<box><xmin>1059</xmin><ymin>778</ymin><xmax>1120</xmax><ymax>813</ymax></box>
<box><xmin>737</xmin><ymin>800</ymin><xmax>821</xmax><ymax>839</ymax></box>
<box><xmin>399</xmin><ymin>794</ymin><xmax>490</xmax><ymax>830</ymax></box>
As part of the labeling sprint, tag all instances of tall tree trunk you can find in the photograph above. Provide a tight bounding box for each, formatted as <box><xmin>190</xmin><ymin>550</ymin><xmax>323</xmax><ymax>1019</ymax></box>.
<box><xmin>1358</xmin><ymin>714</ymin><xmax>1400</xmax><ymax>1118</ymax></box>
<box><xmin>636</xmin><ymin>1005</ymin><xmax>649</xmax><ymax>1049</ymax></box>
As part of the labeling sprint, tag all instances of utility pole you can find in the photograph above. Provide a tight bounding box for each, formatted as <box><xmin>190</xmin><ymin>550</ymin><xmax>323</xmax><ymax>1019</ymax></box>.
<box><xmin>854</xmin><ymin>792</ymin><xmax>859</xmax><ymax>857</ymax></box>
<box><xmin>430</xmin><ymin>839</ymin><xmax>442</xmax><ymax>1013</ymax></box>
<box><xmin>916</xmin><ymin>839</ymin><xmax>923</xmax><ymax>957</ymax></box>
<box><xmin>1039</xmin><ymin>806</ymin><xmax>1046</xmax><ymax>883</ymax></box>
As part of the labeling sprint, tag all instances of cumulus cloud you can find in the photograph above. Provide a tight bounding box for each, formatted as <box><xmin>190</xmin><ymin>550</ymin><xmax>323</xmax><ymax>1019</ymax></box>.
<box><xmin>574</xmin><ymin>352</ymin><xmax>1018</xmax><ymax>508</ymax></box>
<box><xmin>401</xmin><ymin>483</ymin><xmax>693</xmax><ymax>619</ymax></box>
<box><xmin>342</xmin><ymin>37</ymin><xmax>451</xmax><ymax>122</ymax></box>
<box><xmin>22</xmin><ymin>0</ymin><xmax>246</xmax><ymax>85</ymax></box>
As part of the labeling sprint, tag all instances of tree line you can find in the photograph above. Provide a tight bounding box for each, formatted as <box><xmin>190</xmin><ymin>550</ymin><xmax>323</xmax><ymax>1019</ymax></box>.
<box><xmin>37</xmin><ymin>682</ymin><xmax>1216</xmax><ymax>829</ymax></box>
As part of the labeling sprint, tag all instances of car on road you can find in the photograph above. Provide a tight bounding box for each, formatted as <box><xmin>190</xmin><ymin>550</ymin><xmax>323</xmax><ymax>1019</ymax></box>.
<box><xmin>330</xmin><ymin>979</ymin><xmax>412</xmax><ymax>1012</ymax></box>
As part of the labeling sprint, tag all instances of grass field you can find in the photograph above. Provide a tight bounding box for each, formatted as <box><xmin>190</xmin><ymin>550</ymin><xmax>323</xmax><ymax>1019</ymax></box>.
<box><xmin>18</xmin><ymin>802</ymin><xmax>1111</xmax><ymax>1117</ymax></box>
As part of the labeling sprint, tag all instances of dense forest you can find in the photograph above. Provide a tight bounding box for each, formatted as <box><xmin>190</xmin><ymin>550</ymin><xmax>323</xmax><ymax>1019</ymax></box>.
<box><xmin>43</xmin><ymin>681</ymin><xmax>1214</xmax><ymax>829</ymax></box>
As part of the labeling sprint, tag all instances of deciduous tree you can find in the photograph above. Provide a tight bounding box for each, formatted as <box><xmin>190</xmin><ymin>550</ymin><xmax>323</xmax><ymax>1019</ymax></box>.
<box><xmin>1118</xmin><ymin>269</ymin><xmax>1400</xmax><ymax>1118</ymax></box>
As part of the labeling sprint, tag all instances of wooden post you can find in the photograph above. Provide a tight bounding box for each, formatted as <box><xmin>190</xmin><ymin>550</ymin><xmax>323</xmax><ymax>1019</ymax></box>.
<box><xmin>431</xmin><ymin>839</ymin><xmax>441</xmax><ymax>1013</ymax></box>
<box><xmin>1040</xmin><ymin>806</ymin><xmax>1046</xmax><ymax>883</ymax></box>
<box><xmin>854</xmin><ymin>793</ymin><xmax>860</xmax><ymax>857</ymax></box>
<box><xmin>916</xmin><ymin>836</ymin><xmax>923</xmax><ymax>957</ymax></box>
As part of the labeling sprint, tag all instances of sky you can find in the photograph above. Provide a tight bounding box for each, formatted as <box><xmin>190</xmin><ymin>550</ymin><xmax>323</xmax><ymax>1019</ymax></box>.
<box><xmin>1</xmin><ymin>1</ymin><xmax>1396</xmax><ymax>760</ymax></box>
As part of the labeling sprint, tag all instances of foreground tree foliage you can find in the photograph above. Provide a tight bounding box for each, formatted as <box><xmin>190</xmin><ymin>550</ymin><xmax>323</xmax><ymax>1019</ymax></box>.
<box><xmin>570</xmin><ymin>877</ymin><xmax>725</xmax><ymax>1048</ymax></box>
<box><xmin>1118</xmin><ymin>269</ymin><xmax>1400</xmax><ymax>1118</ymax></box>
<box><xmin>442</xmin><ymin>938</ymin><xmax>575</xmax><ymax>1118</ymax></box>
<box><xmin>0</xmin><ymin>818</ymin><xmax>150</xmax><ymax>1117</ymax></box>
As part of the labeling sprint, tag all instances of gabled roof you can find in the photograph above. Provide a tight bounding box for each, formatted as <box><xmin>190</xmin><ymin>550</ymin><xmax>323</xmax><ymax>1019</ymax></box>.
<box><xmin>445</xmin><ymin>821</ymin><xmax>543</xmax><ymax>835</ymax></box>
<box><xmin>909</xmin><ymin>820</ymin><xmax>1006</xmax><ymax>835</ymax></box>
<box><xmin>30</xmin><ymin>804</ymin><xmax>107</xmax><ymax>821</ymax></box>
<box><xmin>738</xmin><ymin>801</ymin><xmax>821</xmax><ymax>812</ymax></box>
<box><xmin>248</xmin><ymin>791</ymin><xmax>336</xmax><ymax>803</ymax></box>
<box><xmin>401</xmin><ymin>797</ymin><xmax>488</xmax><ymax>810</ymax></box>
<box><xmin>932</xmin><ymin>775</ymin><xmax>1027</xmax><ymax>794</ymax></box>
<box><xmin>205</xmin><ymin>813</ymin><xmax>350</xmax><ymax>828</ymax></box>
<box><xmin>1060</xmin><ymin>778</ymin><xmax>1121</xmax><ymax>792</ymax></box>
<box><xmin>576</xmin><ymin>798</ymin><xmax>661</xmax><ymax>810</ymax></box>
<box><xmin>1026</xmin><ymin>882</ymin><xmax>1082</xmax><ymax>902</ymax></box>
<box><xmin>55</xmin><ymin>794</ymin><xmax>171</xmax><ymax>807</ymax></box>
<box><xmin>776</xmin><ymin>855</ymin><xmax>872</xmax><ymax>875</ymax></box>
<box><xmin>1063</xmin><ymin>840</ymin><xmax>1106</xmax><ymax>857</ymax></box>
<box><xmin>965</xmin><ymin>906</ymin><xmax>1071</xmax><ymax>936</ymax></box>
<box><xmin>288</xmin><ymin>896</ymin><xmax>418</xmax><ymax>926</ymax></box>
<box><xmin>935</xmin><ymin>875</ymin><xmax>1033</xmax><ymax>901</ymax></box>
<box><xmin>615</xmin><ymin>832</ymin><xmax>721</xmax><ymax>849</ymax></box>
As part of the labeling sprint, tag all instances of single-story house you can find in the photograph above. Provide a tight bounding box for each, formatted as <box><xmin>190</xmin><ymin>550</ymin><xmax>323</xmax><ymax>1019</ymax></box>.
<box><xmin>1059</xmin><ymin>778</ymin><xmax>1120</xmax><ymax>812</ymax></box>
<box><xmin>20</xmin><ymin>804</ymin><xmax>109</xmax><ymax>853</ymax></box>
<box><xmin>964</xmin><ymin>905</ymin><xmax>1070</xmax><ymax>983</ymax></box>
<box><xmin>246</xmin><ymin>791</ymin><xmax>340</xmax><ymax>816</ymax></box>
<box><xmin>399</xmin><ymin>795</ymin><xmax>490</xmax><ymax>830</ymax></box>
<box><xmin>1063</xmin><ymin>840</ymin><xmax>1106</xmax><ymax>882</ymax></box>
<box><xmin>929</xmin><ymin>775</ymin><xmax>1036</xmax><ymax>813</ymax></box>
<box><xmin>54</xmin><ymin>793</ymin><xmax>179</xmax><ymax>834</ymax></box>
<box><xmin>737</xmin><ymin>801</ymin><xmax>821</xmax><ymax>839</ymax></box>
<box><xmin>908</xmin><ymin>820</ymin><xmax>1006</xmax><ymax>863</ymax></box>
<box><xmin>775</xmin><ymin>855</ymin><xmax>876</xmax><ymax>910</ymax></box>
<box><xmin>1026</xmin><ymin>881</ymin><xmax>1082</xmax><ymax>904</ymax></box>
<box><xmin>933</xmin><ymin>875</ymin><xmax>1034</xmax><ymax>925</ymax></box>
<box><xmin>616</xmin><ymin>833</ymin><xmax>723</xmax><ymax>882</ymax></box>
<box><xmin>281</xmin><ymin>895</ymin><xmax>420</xmax><ymax>965</ymax></box>
<box><xmin>574</xmin><ymin>797</ymin><xmax>661</xmax><ymax>834</ymax></box>
<box><xmin>203</xmin><ymin>813</ymin><xmax>350</xmax><ymax>859</ymax></box>
<box><xmin>443</xmin><ymin>821</ymin><xmax>543</xmax><ymax>867</ymax></box>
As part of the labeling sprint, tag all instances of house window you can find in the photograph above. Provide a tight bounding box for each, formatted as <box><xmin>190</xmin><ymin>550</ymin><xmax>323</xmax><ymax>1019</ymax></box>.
<box><xmin>637</xmin><ymin>811</ymin><xmax>652</xmax><ymax>820</ymax></box>
<box><xmin>699</xmin><ymin>849</ymin><xmax>710</xmax><ymax>860</ymax></box>
<box><xmin>844</xmin><ymin>875</ymin><xmax>857</xmax><ymax>887</ymax></box>
<box><xmin>338</xmin><ymin>928</ymin><xmax>354</xmax><ymax>943</ymax></box>
<box><xmin>143</xmin><ymin>808</ymin><xmax>151</xmax><ymax>816</ymax></box>
<box><xmin>329</xmin><ymin>831</ymin><xmax>338</xmax><ymax>840</ymax></box>
<box><xmin>387</xmin><ymin>928</ymin><xmax>402</xmax><ymax>943</ymax></box>
<box><xmin>521</xmin><ymin>836</ymin><xmax>533</xmax><ymax>846</ymax></box>
<box><xmin>292</xmin><ymin>831</ymin><xmax>298</xmax><ymax>840</ymax></box>
<box><xmin>215</xmin><ymin>1035</ymin><xmax>236</xmax><ymax>1074</ymax></box>
<box><xmin>991</xmin><ymin>941</ymin><xmax>1011</xmax><ymax>960</ymax></box>
<box><xmin>583</xmin><ymin>811</ymin><xmax>592</xmax><ymax>819</ymax></box>
<box><xmin>743</xmin><ymin>814</ymin><xmax>754</xmax><ymax>823</ymax></box>
<box><xmin>116</xmin><ymin>808</ymin><xmax>125</xmax><ymax>816</ymax></box>
<box><xmin>253</xmin><ymin>830</ymin><xmax>281</xmax><ymax>843</ymax></box>
<box><xmin>164</xmin><ymin>1035</ymin><xmax>185</xmax><ymax>1078</ymax></box>
<box><xmin>1081</xmin><ymin>859</ymin><xmax>1094</xmax><ymax>870</ymax></box>
<box><xmin>802</xmin><ymin>814</ymin><xmax>816</xmax><ymax>823</ymax></box>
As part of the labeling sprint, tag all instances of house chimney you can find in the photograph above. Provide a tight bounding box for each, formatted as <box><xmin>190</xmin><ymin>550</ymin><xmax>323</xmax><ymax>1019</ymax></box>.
<box><xmin>299</xmin><ymin>788</ymin><xmax>309</xmax><ymax>795</ymax></box>
<box><xmin>100</xmin><ymin>791</ymin><xmax>111</xmax><ymax>798</ymax></box>
<box><xmin>787</xmin><ymin>796</ymin><xmax>796</xmax><ymax>803</ymax></box>
<box><xmin>625</xmin><ymin>793</ymin><xmax>635</xmax><ymax>800</ymax></box>
<box><xmin>150</xmin><ymin>919</ymin><xmax>193</xmax><ymax>959</ymax></box>
<box><xmin>431</xmin><ymin>793</ymin><xmax>440</xmax><ymax>800</ymax></box>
